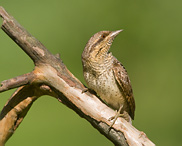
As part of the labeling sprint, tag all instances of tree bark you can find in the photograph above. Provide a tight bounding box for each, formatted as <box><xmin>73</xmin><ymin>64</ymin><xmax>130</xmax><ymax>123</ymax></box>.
<box><xmin>0</xmin><ymin>6</ymin><xmax>155</xmax><ymax>146</ymax></box>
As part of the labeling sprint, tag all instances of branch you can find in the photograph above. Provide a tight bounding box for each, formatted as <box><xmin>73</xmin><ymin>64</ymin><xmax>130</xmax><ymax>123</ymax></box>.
<box><xmin>0</xmin><ymin>6</ymin><xmax>155</xmax><ymax>146</ymax></box>
<box><xmin>0</xmin><ymin>72</ymin><xmax>35</xmax><ymax>93</ymax></box>
<box><xmin>0</xmin><ymin>6</ymin><xmax>52</xmax><ymax>65</ymax></box>
<box><xmin>0</xmin><ymin>84</ymin><xmax>54</xmax><ymax>145</ymax></box>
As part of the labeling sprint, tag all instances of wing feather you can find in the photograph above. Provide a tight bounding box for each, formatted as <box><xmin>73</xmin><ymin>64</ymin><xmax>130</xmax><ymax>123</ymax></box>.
<box><xmin>112</xmin><ymin>59</ymin><xmax>135</xmax><ymax>119</ymax></box>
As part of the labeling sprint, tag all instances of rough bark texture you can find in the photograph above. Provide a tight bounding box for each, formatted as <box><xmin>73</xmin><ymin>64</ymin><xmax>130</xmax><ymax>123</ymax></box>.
<box><xmin>0</xmin><ymin>6</ymin><xmax>155</xmax><ymax>146</ymax></box>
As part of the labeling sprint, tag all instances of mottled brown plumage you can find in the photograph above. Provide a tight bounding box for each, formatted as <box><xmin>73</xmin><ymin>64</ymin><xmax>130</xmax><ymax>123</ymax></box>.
<box><xmin>82</xmin><ymin>30</ymin><xmax>135</xmax><ymax>124</ymax></box>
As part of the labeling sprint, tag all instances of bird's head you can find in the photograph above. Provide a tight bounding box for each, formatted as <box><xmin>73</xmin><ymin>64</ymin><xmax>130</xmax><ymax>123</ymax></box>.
<box><xmin>82</xmin><ymin>30</ymin><xmax>123</xmax><ymax>63</ymax></box>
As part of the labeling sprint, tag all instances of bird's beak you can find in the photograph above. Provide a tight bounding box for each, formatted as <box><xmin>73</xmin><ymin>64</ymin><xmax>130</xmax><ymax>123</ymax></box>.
<box><xmin>110</xmin><ymin>29</ymin><xmax>123</xmax><ymax>38</ymax></box>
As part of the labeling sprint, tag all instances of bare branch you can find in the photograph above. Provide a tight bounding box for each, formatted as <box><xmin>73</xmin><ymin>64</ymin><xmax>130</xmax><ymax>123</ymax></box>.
<box><xmin>0</xmin><ymin>72</ymin><xmax>35</xmax><ymax>93</ymax></box>
<box><xmin>0</xmin><ymin>84</ymin><xmax>56</xmax><ymax>145</ymax></box>
<box><xmin>0</xmin><ymin>6</ymin><xmax>155</xmax><ymax>146</ymax></box>
<box><xmin>0</xmin><ymin>6</ymin><xmax>52</xmax><ymax>65</ymax></box>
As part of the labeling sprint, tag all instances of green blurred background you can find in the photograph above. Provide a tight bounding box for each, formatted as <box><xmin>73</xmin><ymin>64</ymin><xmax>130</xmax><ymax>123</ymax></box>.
<box><xmin>0</xmin><ymin>0</ymin><xmax>181</xmax><ymax>145</ymax></box>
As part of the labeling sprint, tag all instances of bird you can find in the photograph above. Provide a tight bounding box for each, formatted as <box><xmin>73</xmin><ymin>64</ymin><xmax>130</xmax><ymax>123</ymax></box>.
<box><xmin>81</xmin><ymin>30</ymin><xmax>135</xmax><ymax>126</ymax></box>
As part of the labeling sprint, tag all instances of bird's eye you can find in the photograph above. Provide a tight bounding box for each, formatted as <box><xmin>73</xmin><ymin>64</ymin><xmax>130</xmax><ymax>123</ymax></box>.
<box><xmin>101</xmin><ymin>34</ymin><xmax>106</xmax><ymax>38</ymax></box>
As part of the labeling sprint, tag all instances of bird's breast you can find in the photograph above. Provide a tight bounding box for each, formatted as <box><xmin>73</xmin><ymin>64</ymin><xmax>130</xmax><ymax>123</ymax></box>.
<box><xmin>84</xmin><ymin>68</ymin><xmax>126</xmax><ymax>110</ymax></box>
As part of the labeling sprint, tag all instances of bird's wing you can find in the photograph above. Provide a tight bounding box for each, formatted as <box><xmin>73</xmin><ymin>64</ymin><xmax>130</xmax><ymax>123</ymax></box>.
<box><xmin>112</xmin><ymin>59</ymin><xmax>135</xmax><ymax>119</ymax></box>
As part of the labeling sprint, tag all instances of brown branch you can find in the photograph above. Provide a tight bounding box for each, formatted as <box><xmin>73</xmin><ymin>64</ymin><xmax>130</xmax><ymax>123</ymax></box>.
<box><xmin>0</xmin><ymin>72</ymin><xmax>35</xmax><ymax>93</ymax></box>
<box><xmin>0</xmin><ymin>6</ymin><xmax>52</xmax><ymax>65</ymax></box>
<box><xmin>0</xmin><ymin>6</ymin><xmax>155</xmax><ymax>146</ymax></box>
<box><xmin>0</xmin><ymin>84</ymin><xmax>56</xmax><ymax>145</ymax></box>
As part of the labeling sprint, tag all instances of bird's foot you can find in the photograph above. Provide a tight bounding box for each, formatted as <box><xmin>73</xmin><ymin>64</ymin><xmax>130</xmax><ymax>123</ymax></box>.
<box><xmin>108</xmin><ymin>105</ymin><xmax>123</xmax><ymax>128</ymax></box>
